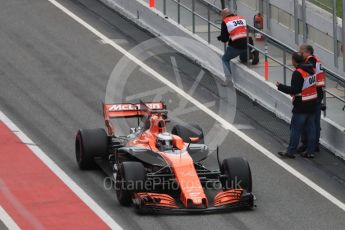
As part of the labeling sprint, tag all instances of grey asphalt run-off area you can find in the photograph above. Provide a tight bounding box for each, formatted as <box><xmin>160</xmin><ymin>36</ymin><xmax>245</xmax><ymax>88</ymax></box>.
<box><xmin>0</xmin><ymin>220</ymin><xmax>9</xmax><ymax>230</ymax></box>
<box><xmin>0</xmin><ymin>0</ymin><xmax>345</xmax><ymax>229</ymax></box>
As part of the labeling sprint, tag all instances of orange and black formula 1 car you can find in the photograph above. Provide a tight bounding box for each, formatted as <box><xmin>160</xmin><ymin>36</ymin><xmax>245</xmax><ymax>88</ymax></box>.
<box><xmin>75</xmin><ymin>101</ymin><xmax>254</xmax><ymax>214</ymax></box>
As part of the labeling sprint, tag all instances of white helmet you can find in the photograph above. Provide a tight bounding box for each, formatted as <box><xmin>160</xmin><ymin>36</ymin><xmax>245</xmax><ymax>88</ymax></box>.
<box><xmin>156</xmin><ymin>132</ymin><xmax>173</xmax><ymax>151</ymax></box>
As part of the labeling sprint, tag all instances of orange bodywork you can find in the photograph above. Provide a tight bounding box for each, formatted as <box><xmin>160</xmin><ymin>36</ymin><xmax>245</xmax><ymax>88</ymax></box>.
<box><xmin>103</xmin><ymin>102</ymin><xmax>246</xmax><ymax>209</ymax></box>
<box><xmin>127</xmin><ymin>114</ymin><xmax>208</xmax><ymax>208</ymax></box>
<box><xmin>134</xmin><ymin>192</ymin><xmax>178</xmax><ymax>208</ymax></box>
<box><xmin>213</xmin><ymin>189</ymin><xmax>243</xmax><ymax>207</ymax></box>
<box><xmin>161</xmin><ymin>151</ymin><xmax>208</xmax><ymax>207</ymax></box>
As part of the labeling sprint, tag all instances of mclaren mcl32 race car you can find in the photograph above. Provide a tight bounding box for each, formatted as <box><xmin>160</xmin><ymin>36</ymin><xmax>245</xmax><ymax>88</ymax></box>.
<box><xmin>75</xmin><ymin>101</ymin><xmax>254</xmax><ymax>214</ymax></box>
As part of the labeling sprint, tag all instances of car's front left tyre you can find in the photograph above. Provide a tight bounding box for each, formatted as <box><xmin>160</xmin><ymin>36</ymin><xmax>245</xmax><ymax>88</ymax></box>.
<box><xmin>75</xmin><ymin>128</ymin><xmax>108</xmax><ymax>170</ymax></box>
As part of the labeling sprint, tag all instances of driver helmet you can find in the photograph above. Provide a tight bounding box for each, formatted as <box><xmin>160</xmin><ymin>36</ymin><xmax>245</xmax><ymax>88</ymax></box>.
<box><xmin>156</xmin><ymin>132</ymin><xmax>173</xmax><ymax>151</ymax></box>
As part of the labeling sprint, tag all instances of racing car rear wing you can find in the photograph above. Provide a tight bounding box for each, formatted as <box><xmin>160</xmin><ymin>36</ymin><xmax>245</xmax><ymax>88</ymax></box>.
<box><xmin>103</xmin><ymin>102</ymin><xmax>166</xmax><ymax>135</ymax></box>
<box><xmin>103</xmin><ymin>102</ymin><xmax>166</xmax><ymax>118</ymax></box>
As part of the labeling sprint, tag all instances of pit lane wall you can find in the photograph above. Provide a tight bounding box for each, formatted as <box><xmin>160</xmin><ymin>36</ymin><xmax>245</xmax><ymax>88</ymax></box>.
<box><xmin>100</xmin><ymin>0</ymin><xmax>345</xmax><ymax>159</ymax></box>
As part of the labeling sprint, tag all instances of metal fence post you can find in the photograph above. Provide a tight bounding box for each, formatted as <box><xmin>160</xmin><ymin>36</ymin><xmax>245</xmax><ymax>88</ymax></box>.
<box><xmin>177</xmin><ymin>0</ymin><xmax>180</xmax><ymax>24</ymax></box>
<box><xmin>283</xmin><ymin>49</ymin><xmax>287</xmax><ymax>84</ymax></box>
<box><xmin>207</xmin><ymin>4</ymin><xmax>211</xmax><ymax>43</ymax></box>
<box><xmin>220</xmin><ymin>0</ymin><xmax>226</xmax><ymax>9</ymax></box>
<box><xmin>343</xmin><ymin>0</ymin><xmax>345</xmax><ymax>71</ymax></box>
<box><xmin>163</xmin><ymin>0</ymin><xmax>166</xmax><ymax>15</ymax></box>
<box><xmin>323</xmin><ymin>71</ymin><xmax>327</xmax><ymax>117</ymax></box>
<box><xmin>294</xmin><ymin>0</ymin><xmax>299</xmax><ymax>45</ymax></box>
<box><xmin>302</xmin><ymin>0</ymin><xmax>307</xmax><ymax>43</ymax></box>
<box><xmin>246</xmin><ymin>28</ymin><xmax>250</xmax><ymax>68</ymax></box>
<box><xmin>192</xmin><ymin>0</ymin><xmax>195</xmax><ymax>34</ymax></box>
<box><xmin>332</xmin><ymin>0</ymin><xmax>338</xmax><ymax>68</ymax></box>
<box><xmin>342</xmin><ymin>1</ymin><xmax>345</xmax><ymax>71</ymax></box>
<box><xmin>259</xmin><ymin>0</ymin><xmax>263</xmax><ymax>14</ymax></box>
<box><xmin>323</xmin><ymin>89</ymin><xmax>327</xmax><ymax>117</ymax></box>
<box><xmin>265</xmin><ymin>0</ymin><xmax>270</xmax><ymax>32</ymax></box>
<box><xmin>264</xmin><ymin>43</ymin><xmax>268</xmax><ymax>81</ymax></box>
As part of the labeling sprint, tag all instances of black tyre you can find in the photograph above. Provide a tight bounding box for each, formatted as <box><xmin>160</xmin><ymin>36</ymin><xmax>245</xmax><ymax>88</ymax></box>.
<box><xmin>115</xmin><ymin>161</ymin><xmax>146</xmax><ymax>206</ymax></box>
<box><xmin>75</xmin><ymin>128</ymin><xmax>108</xmax><ymax>170</ymax></box>
<box><xmin>221</xmin><ymin>157</ymin><xmax>252</xmax><ymax>193</ymax></box>
<box><xmin>251</xmin><ymin>50</ymin><xmax>260</xmax><ymax>65</ymax></box>
<box><xmin>171</xmin><ymin>124</ymin><xmax>204</xmax><ymax>144</ymax></box>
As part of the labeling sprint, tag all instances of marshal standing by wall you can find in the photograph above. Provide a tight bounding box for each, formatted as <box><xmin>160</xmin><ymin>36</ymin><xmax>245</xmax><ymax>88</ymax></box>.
<box><xmin>298</xmin><ymin>44</ymin><xmax>326</xmax><ymax>154</ymax></box>
<box><xmin>276</xmin><ymin>52</ymin><xmax>318</xmax><ymax>158</ymax></box>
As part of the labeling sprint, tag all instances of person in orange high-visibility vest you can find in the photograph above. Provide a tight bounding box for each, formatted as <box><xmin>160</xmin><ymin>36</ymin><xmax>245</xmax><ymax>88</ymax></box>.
<box><xmin>276</xmin><ymin>52</ymin><xmax>318</xmax><ymax>158</ymax></box>
<box><xmin>218</xmin><ymin>8</ymin><xmax>248</xmax><ymax>86</ymax></box>
<box><xmin>298</xmin><ymin>44</ymin><xmax>325</xmax><ymax>154</ymax></box>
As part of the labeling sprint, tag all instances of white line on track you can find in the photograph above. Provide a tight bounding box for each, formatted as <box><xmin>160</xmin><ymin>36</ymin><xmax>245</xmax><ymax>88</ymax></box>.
<box><xmin>47</xmin><ymin>0</ymin><xmax>345</xmax><ymax>212</ymax></box>
<box><xmin>0</xmin><ymin>111</ymin><xmax>122</xmax><ymax>230</ymax></box>
<box><xmin>0</xmin><ymin>206</ymin><xmax>21</xmax><ymax>230</ymax></box>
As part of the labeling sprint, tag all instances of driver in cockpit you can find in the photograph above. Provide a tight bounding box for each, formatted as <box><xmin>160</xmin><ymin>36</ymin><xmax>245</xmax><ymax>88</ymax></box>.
<box><xmin>156</xmin><ymin>132</ymin><xmax>174</xmax><ymax>151</ymax></box>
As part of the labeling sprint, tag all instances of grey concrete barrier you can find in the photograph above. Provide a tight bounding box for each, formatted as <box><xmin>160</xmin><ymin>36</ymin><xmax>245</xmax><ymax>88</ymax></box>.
<box><xmin>231</xmin><ymin>61</ymin><xmax>293</xmax><ymax>123</ymax></box>
<box><xmin>99</xmin><ymin>0</ymin><xmax>345</xmax><ymax>159</ymax></box>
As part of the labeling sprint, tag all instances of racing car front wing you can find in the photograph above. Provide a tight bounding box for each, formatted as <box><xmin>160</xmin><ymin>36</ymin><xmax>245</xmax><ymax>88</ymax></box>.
<box><xmin>132</xmin><ymin>190</ymin><xmax>254</xmax><ymax>214</ymax></box>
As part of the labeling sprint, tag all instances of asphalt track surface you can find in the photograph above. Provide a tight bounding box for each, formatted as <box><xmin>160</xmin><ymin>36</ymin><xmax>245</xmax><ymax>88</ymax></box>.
<box><xmin>0</xmin><ymin>220</ymin><xmax>8</xmax><ymax>230</ymax></box>
<box><xmin>1</xmin><ymin>0</ymin><xmax>345</xmax><ymax>229</ymax></box>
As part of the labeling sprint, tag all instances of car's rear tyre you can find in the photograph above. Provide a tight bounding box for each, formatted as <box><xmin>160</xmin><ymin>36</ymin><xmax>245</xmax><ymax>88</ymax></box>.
<box><xmin>75</xmin><ymin>128</ymin><xmax>108</xmax><ymax>170</ymax></box>
<box><xmin>221</xmin><ymin>157</ymin><xmax>252</xmax><ymax>193</ymax></box>
<box><xmin>115</xmin><ymin>161</ymin><xmax>146</xmax><ymax>206</ymax></box>
<box><xmin>171</xmin><ymin>124</ymin><xmax>204</xmax><ymax>144</ymax></box>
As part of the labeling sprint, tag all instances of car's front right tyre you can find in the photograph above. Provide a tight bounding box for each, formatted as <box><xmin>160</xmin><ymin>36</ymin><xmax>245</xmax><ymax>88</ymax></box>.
<box><xmin>221</xmin><ymin>157</ymin><xmax>252</xmax><ymax>193</ymax></box>
<box><xmin>115</xmin><ymin>161</ymin><xmax>146</xmax><ymax>206</ymax></box>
